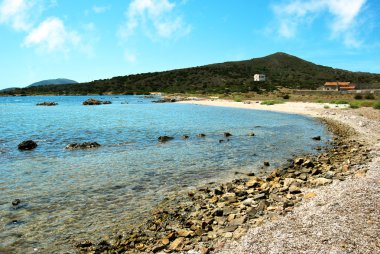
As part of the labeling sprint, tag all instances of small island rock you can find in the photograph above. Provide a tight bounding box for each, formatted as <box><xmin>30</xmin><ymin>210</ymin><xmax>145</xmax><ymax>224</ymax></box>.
<box><xmin>18</xmin><ymin>140</ymin><xmax>37</xmax><ymax>150</ymax></box>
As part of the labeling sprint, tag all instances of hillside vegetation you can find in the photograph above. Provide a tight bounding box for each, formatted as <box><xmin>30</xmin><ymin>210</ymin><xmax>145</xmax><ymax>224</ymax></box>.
<box><xmin>3</xmin><ymin>52</ymin><xmax>380</xmax><ymax>95</ymax></box>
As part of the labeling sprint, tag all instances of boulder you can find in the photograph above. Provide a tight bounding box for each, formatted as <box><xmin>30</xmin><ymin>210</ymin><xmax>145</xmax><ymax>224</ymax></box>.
<box><xmin>158</xmin><ymin>136</ymin><xmax>174</xmax><ymax>142</ymax></box>
<box><xmin>18</xmin><ymin>140</ymin><xmax>37</xmax><ymax>150</ymax></box>
<box><xmin>82</xmin><ymin>99</ymin><xmax>112</xmax><ymax>105</ymax></box>
<box><xmin>263</xmin><ymin>161</ymin><xmax>270</xmax><ymax>166</ymax></box>
<box><xmin>83</xmin><ymin>98</ymin><xmax>102</xmax><ymax>105</ymax></box>
<box><xmin>224</xmin><ymin>132</ymin><xmax>232</xmax><ymax>137</ymax></box>
<box><xmin>65</xmin><ymin>142</ymin><xmax>101</xmax><ymax>150</ymax></box>
<box><xmin>36</xmin><ymin>102</ymin><xmax>58</xmax><ymax>106</ymax></box>
<box><xmin>312</xmin><ymin>136</ymin><xmax>321</xmax><ymax>141</ymax></box>
<box><xmin>310</xmin><ymin>177</ymin><xmax>332</xmax><ymax>186</ymax></box>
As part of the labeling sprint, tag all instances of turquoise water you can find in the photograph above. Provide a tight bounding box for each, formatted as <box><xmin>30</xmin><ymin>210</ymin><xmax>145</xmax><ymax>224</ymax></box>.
<box><xmin>0</xmin><ymin>96</ymin><xmax>330</xmax><ymax>253</ymax></box>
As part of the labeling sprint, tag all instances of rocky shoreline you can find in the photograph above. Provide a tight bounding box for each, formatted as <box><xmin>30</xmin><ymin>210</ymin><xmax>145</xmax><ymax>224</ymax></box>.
<box><xmin>76</xmin><ymin>116</ymin><xmax>373</xmax><ymax>254</ymax></box>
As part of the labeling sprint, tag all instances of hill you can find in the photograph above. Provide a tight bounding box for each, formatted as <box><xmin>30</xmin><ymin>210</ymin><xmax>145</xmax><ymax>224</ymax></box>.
<box><xmin>27</xmin><ymin>78</ymin><xmax>78</xmax><ymax>87</ymax></box>
<box><xmin>3</xmin><ymin>53</ymin><xmax>380</xmax><ymax>95</ymax></box>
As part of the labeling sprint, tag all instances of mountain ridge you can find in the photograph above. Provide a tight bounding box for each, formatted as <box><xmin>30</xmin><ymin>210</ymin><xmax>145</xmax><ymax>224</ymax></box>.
<box><xmin>3</xmin><ymin>52</ymin><xmax>380</xmax><ymax>95</ymax></box>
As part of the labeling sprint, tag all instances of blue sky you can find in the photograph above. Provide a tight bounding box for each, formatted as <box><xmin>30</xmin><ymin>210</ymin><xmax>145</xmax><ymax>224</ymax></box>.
<box><xmin>0</xmin><ymin>0</ymin><xmax>379</xmax><ymax>89</ymax></box>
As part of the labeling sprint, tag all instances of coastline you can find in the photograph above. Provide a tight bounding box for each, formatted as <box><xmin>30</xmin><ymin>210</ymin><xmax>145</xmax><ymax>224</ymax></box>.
<box><xmin>181</xmin><ymin>99</ymin><xmax>380</xmax><ymax>254</ymax></box>
<box><xmin>77</xmin><ymin>99</ymin><xmax>380</xmax><ymax>254</ymax></box>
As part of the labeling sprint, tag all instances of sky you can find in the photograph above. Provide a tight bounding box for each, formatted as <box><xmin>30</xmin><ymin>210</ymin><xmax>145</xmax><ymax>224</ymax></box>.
<box><xmin>0</xmin><ymin>0</ymin><xmax>379</xmax><ymax>89</ymax></box>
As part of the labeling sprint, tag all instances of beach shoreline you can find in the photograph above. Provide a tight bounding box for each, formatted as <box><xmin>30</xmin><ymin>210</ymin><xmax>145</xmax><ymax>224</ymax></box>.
<box><xmin>77</xmin><ymin>99</ymin><xmax>379</xmax><ymax>253</ymax></box>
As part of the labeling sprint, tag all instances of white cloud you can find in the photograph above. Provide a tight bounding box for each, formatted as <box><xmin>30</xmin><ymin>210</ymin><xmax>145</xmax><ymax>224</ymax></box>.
<box><xmin>119</xmin><ymin>0</ymin><xmax>191</xmax><ymax>40</ymax></box>
<box><xmin>92</xmin><ymin>5</ymin><xmax>111</xmax><ymax>14</ymax></box>
<box><xmin>273</xmin><ymin>0</ymin><xmax>367</xmax><ymax>47</ymax></box>
<box><xmin>0</xmin><ymin>0</ymin><xmax>36</xmax><ymax>31</ymax></box>
<box><xmin>23</xmin><ymin>17</ymin><xmax>80</xmax><ymax>53</ymax></box>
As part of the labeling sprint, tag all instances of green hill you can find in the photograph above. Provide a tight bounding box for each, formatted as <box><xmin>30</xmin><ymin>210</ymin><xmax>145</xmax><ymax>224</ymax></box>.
<box><xmin>4</xmin><ymin>52</ymin><xmax>380</xmax><ymax>95</ymax></box>
<box><xmin>27</xmin><ymin>78</ymin><xmax>78</xmax><ymax>87</ymax></box>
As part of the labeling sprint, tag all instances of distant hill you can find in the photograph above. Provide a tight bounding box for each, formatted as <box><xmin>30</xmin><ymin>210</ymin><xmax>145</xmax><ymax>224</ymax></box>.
<box><xmin>27</xmin><ymin>78</ymin><xmax>78</xmax><ymax>87</ymax></box>
<box><xmin>3</xmin><ymin>53</ymin><xmax>380</xmax><ymax>95</ymax></box>
<box><xmin>0</xmin><ymin>87</ymin><xmax>19</xmax><ymax>92</ymax></box>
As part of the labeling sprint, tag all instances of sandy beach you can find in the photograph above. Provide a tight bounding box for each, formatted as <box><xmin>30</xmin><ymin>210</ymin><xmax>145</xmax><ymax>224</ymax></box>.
<box><xmin>179</xmin><ymin>99</ymin><xmax>380</xmax><ymax>254</ymax></box>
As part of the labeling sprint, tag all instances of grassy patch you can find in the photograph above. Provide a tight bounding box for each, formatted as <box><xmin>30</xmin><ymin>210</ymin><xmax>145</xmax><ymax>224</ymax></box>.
<box><xmin>330</xmin><ymin>100</ymin><xmax>349</xmax><ymax>104</ymax></box>
<box><xmin>260</xmin><ymin>100</ymin><xmax>284</xmax><ymax>105</ymax></box>
<box><xmin>324</xmin><ymin>105</ymin><xmax>330</xmax><ymax>109</ymax></box>
<box><xmin>373</xmin><ymin>101</ymin><xmax>380</xmax><ymax>109</ymax></box>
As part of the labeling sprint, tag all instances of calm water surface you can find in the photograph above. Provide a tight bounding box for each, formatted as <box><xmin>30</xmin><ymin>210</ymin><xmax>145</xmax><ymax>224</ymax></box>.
<box><xmin>0</xmin><ymin>95</ymin><xmax>331</xmax><ymax>253</ymax></box>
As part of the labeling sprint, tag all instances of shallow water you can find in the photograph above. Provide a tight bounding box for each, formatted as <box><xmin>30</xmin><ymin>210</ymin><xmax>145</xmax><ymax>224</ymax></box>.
<box><xmin>0</xmin><ymin>95</ymin><xmax>331</xmax><ymax>253</ymax></box>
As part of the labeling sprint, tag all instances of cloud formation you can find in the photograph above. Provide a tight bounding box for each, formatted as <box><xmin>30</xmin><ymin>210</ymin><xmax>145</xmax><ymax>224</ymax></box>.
<box><xmin>0</xmin><ymin>0</ymin><xmax>37</xmax><ymax>31</ymax></box>
<box><xmin>273</xmin><ymin>0</ymin><xmax>367</xmax><ymax>47</ymax></box>
<box><xmin>119</xmin><ymin>0</ymin><xmax>191</xmax><ymax>40</ymax></box>
<box><xmin>23</xmin><ymin>17</ymin><xmax>80</xmax><ymax>53</ymax></box>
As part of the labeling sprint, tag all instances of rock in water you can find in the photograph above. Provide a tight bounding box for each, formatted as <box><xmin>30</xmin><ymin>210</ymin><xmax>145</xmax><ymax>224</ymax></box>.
<box><xmin>312</xmin><ymin>136</ymin><xmax>321</xmax><ymax>141</ymax></box>
<box><xmin>224</xmin><ymin>132</ymin><xmax>232</xmax><ymax>137</ymax></box>
<box><xmin>158</xmin><ymin>136</ymin><xmax>174</xmax><ymax>142</ymax></box>
<box><xmin>263</xmin><ymin>161</ymin><xmax>270</xmax><ymax>166</ymax></box>
<box><xmin>83</xmin><ymin>98</ymin><xmax>102</xmax><ymax>105</ymax></box>
<box><xmin>36</xmin><ymin>102</ymin><xmax>58</xmax><ymax>106</ymax></box>
<box><xmin>197</xmin><ymin>134</ymin><xmax>206</xmax><ymax>138</ymax></box>
<box><xmin>65</xmin><ymin>142</ymin><xmax>101</xmax><ymax>150</ymax></box>
<box><xmin>12</xmin><ymin>199</ymin><xmax>21</xmax><ymax>206</ymax></box>
<box><xmin>18</xmin><ymin>140</ymin><xmax>37</xmax><ymax>150</ymax></box>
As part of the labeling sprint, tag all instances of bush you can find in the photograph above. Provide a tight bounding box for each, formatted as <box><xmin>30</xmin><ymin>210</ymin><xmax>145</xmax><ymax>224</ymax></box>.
<box><xmin>260</xmin><ymin>100</ymin><xmax>283</xmax><ymax>105</ymax></box>
<box><xmin>373</xmin><ymin>101</ymin><xmax>380</xmax><ymax>109</ymax></box>
<box><xmin>364</xmin><ymin>94</ymin><xmax>375</xmax><ymax>100</ymax></box>
<box><xmin>324</xmin><ymin>105</ymin><xmax>330</xmax><ymax>109</ymax></box>
<box><xmin>349</xmin><ymin>102</ymin><xmax>360</xmax><ymax>109</ymax></box>
<box><xmin>282</xmin><ymin>94</ymin><xmax>290</xmax><ymax>99</ymax></box>
<box><xmin>354</xmin><ymin>94</ymin><xmax>363</xmax><ymax>100</ymax></box>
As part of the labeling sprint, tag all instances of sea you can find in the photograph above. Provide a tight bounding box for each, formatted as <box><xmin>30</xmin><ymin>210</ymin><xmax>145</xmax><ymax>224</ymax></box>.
<box><xmin>0</xmin><ymin>95</ymin><xmax>331</xmax><ymax>253</ymax></box>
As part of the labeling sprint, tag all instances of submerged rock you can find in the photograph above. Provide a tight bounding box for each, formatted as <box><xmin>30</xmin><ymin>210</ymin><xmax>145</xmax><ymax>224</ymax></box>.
<box><xmin>181</xmin><ymin>135</ymin><xmax>189</xmax><ymax>140</ymax></box>
<box><xmin>158</xmin><ymin>136</ymin><xmax>174</xmax><ymax>142</ymax></box>
<box><xmin>36</xmin><ymin>102</ymin><xmax>58</xmax><ymax>106</ymax></box>
<box><xmin>65</xmin><ymin>142</ymin><xmax>101</xmax><ymax>150</ymax></box>
<box><xmin>18</xmin><ymin>140</ymin><xmax>37</xmax><ymax>150</ymax></box>
<box><xmin>224</xmin><ymin>132</ymin><xmax>232</xmax><ymax>137</ymax></box>
<box><xmin>197</xmin><ymin>134</ymin><xmax>206</xmax><ymax>138</ymax></box>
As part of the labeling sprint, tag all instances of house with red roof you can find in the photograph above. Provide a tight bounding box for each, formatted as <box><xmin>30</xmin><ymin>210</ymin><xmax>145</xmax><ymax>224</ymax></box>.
<box><xmin>323</xmin><ymin>82</ymin><xmax>356</xmax><ymax>91</ymax></box>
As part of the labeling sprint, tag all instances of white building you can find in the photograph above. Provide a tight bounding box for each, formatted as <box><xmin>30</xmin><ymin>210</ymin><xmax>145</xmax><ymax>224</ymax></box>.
<box><xmin>254</xmin><ymin>74</ymin><xmax>266</xmax><ymax>81</ymax></box>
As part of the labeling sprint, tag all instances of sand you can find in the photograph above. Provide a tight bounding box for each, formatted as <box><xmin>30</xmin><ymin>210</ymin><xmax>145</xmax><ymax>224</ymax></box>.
<box><xmin>179</xmin><ymin>99</ymin><xmax>380</xmax><ymax>254</ymax></box>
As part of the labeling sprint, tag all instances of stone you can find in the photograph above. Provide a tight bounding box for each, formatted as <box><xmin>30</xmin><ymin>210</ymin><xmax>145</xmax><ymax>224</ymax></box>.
<box><xmin>304</xmin><ymin>192</ymin><xmax>317</xmax><ymax>199</ymax></box>
<box><xmin>169</xmin><ymin>237</ymin><xmax>185</xmax><ymax>251</ymax></box>
<box><xmin>312</xmin><ymin>136</ymin><xmax>321</xmax><ymax>141</ymax></box>
<box><xmin>197</xmin><ymin>134</ymin><xmax>206</xmax><ymax>138</ymax></box>
<box><xmin>18</xmin><ymin>140</ymin><xmax>37</xmax><ymax>150</ymax></box>
<box><xmin>177</xmin><ymin>229</ymin><xmax>193</xmax><ymax>237</ymax></box>
<box><xmin>224</xmin><ymin>232</ymin><xmax>233</xmax><ymax>238</ymax></box>
<box><xmin>83</xmin><ymin>98</ymin><xmax>102</xmax><ymax>105</ymax></box>
<box><xmin>158</xmin><ymin>136</ymin><xmax>174</xmax><ymax>142</ymax></box>
<box><xmin>248</xmin><ymin>132</ymin><xmax>255</xmax><ymax>136</ymax></box>
<box><xmin>181</xmin><ymin>135</ymin><xmax>189</xmax><ymax>140</ymax></box>
<box><xmin>212</xmin><ymin>209</ymin><xmax>224</xmax><ymax>217</ymax></box>
<box><xmin>310</xmin><ymin>178</ymin><xmax>332</xmax><ymax>186</ymax></box>
<box><xmin>252</xmin><ymin>193</ymin><xmax>266</xmax><ymax>200</ymax></box>
<box><xmin>242</xmin><ymin>198</ymin><xmax>255</xmax><ymax>206</ymax></box>
<box><xmin>289</xmin><ymin>185</ymin><xmax>301</xmax><ymax>194</ymax></box>
<box><xmin>221</xmin><ymin>193</ymin><xmax>237</xmax><ymax>203</ymax></box>
<box><xmin>224</xmin><ymin>132</ymin><xmax>232</xmax><ymax>137</ymax></box>
<box><xmin>65</xmin><ymin>142</ymin><xmax>100</xmax><ymax>150</ymax></box>
<box><xmin>161</xmin><ymin>238</ymin><xmax>170</xmax><ymax>245</ymax></box>
<box><xmin>12</xmin><ymin>199</ymin><xmax>21</xmax><ymax>206</ymax></box>
<box><xmin>263</xmin><ymin>161</ymin><xmax>270</xmax><ymax>166</ymax></box>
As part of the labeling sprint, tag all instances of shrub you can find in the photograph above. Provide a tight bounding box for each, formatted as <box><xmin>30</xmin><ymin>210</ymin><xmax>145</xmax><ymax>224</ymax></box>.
<box><xmin>282</xmin><ymin>94</ymin><xmax>290</xmax><ymax>99</ymax></box>
<box><xmin>373</xmin><ymin>101</ymin><xmax>380</xmax><ymax>109</ymax></box>
<box><xmin>324</xmin><ymin>105</ymin><xmax>330</xmax><ymax>109</ymax></box>
<box><xmin>354</xmin><ymin>94</ymin><xmax>363</xmax><ymax>100</ymax></box>
<box><xmin>260</xmin><ymin>100</ymin><xmax>283</xmax><ymax>105</ymax></box>
<box><xmin>364</xmin><ymin>94</ymin><xmax>375</xmax><ymax>100</ymax></box>
<box><xmin>349</xmin><ymin>101</ymin><xmax>360</xmax><ymax>109</ymax></box>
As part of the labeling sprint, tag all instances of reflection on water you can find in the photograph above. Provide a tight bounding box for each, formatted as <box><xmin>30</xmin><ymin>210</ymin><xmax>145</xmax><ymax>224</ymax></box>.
<box><xmin>0</xmin><ymin>95</ymin><xmax>331</xmax><ymax>253</ymax></box>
